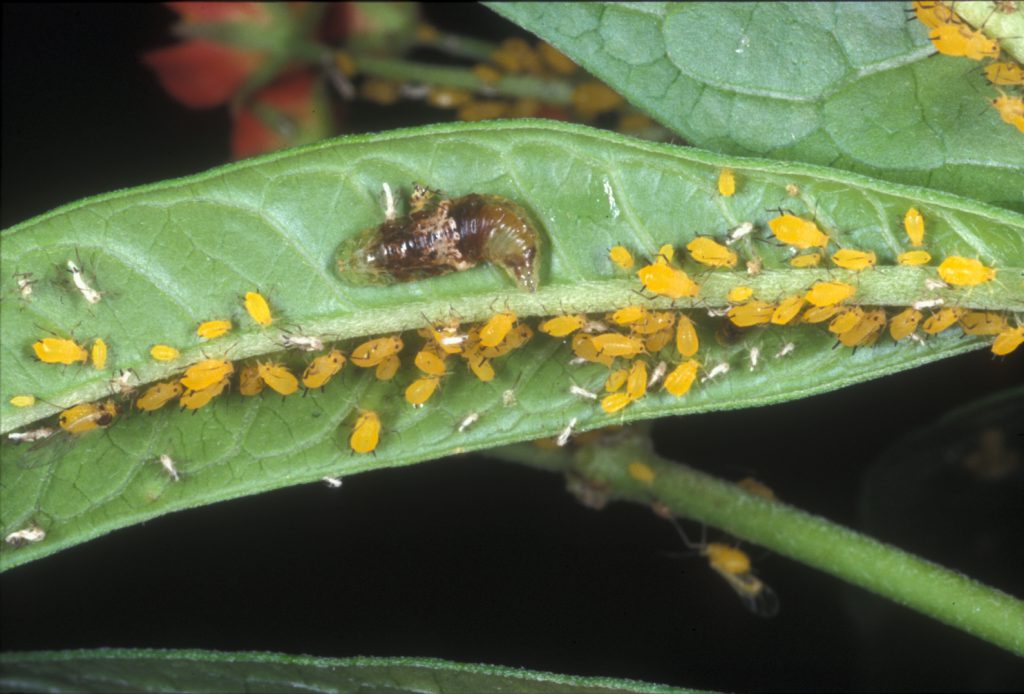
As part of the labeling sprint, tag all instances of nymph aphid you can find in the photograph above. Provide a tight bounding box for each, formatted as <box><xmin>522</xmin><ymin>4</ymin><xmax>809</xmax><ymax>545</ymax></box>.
<box><xmin>336</xmin><ymin>184</ymin><xmax>543</xmax><ymax>292</ymax></box>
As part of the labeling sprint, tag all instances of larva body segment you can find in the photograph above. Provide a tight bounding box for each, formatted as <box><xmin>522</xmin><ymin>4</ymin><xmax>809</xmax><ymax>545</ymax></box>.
<box><xmin>336</xmin><ymin>189</ymin><xmax>543</xmax><ymax>292</ymax></box>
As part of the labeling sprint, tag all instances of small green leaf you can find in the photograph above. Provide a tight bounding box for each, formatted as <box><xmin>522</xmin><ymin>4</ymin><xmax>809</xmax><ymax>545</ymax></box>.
<box><xmin>2</xmin><ymin>120</ymin><xmax>1021</xmax><ymax>571</ymax></box>
<box><xmin>487</xmin><ymin>2</ymin><xmax>1024</xmax><ymax>210</ymax></box>
<box><xmin>0</xmin><ymin>649</ymin><xmax>702</xmax><ymax>694</ymax></box>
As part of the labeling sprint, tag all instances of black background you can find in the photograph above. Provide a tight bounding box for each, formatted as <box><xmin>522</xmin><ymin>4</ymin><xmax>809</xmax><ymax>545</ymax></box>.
<box><xmin>2</xmin><ymin>4</ymin><xmax>1023</xmax><ymax>692</ymax></box>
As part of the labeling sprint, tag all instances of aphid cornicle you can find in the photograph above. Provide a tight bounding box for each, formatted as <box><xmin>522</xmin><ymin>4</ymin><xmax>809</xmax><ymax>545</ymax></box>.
<box><xmin>337</xmin><ymin>185</ymin><xmax>543</xmax><ymax>292</ymax></box>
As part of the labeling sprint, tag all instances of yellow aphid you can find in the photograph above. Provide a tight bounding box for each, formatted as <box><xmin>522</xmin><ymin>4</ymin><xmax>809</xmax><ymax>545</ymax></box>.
<box><xmin>466</xmin><ymin>353</ymin><xmax>496</xmax><ymax>382</ymax></box>
<box><xmin>197</xmin><ymin>320</ymin><xmax>232</xmax><ymax>340</ymax></box>
<box><xmin>180</xmin><ymin>378</ymin><xmax>230</xmax><ymax>411</ymax></box>
<box><xmin>838</xmin><ymin>309</ymin><xmax>887</xmax><ymax>348</ymax></box>
<box><xmin>985</xmin><ymin>62</ymin><xmax>1024</xmax><ymax>86</ymax></box>
<box><xmin>831</xmin><ymin>249</ymin><xmax>876</xmax><ymax>271</ymax></box>
<box><xmin>768</xmin><ymin>214</ymin><xmax>829</xmax><ymax>249</ymax></box>
<box><xmin>632</xmin><ymin>311</ymin><xmax>675</xmax><ymax>335</ymax></box>
<box><xmin>349</xmin><ymin>411</ymin><xmax>381</xmax><ymax>454</ymax></box>
<box><xmin>938</xmin><ymin>256</ymin><xmax>996</xmax><ymax>286</ymax></box>
<box><xmin>703</xmin><ymin>543</ymin><xmax>778</xmax><ymax>618</ymax></box>
<box><xmin>414</xmin><ymin>350</ymin><xmax>447</xmax><ymax>376</ymax></box>
<box><xmin>571</xmin><ymin>334</ymin><xmax>614</xmax><ymax>367</ymax></box>
<box><xmin>600</xmin><ymin>392</ymin><xmax>633</xmax><ymax>414</ymax></box>
<box><xmin>375</xmin><ymin>354</ymin><xmax>401</xmax><ymax>381</ymax></box>
<box><xmin>479</xmin><ymin>312</ymin><xmax>516</xmax><ymax>348</ymax></box>
<box><xmin>350</xmin><ymin>336</ymin><xmax>404</xmax><ymax>367</ymax></box>
<box><xmin>904</xmin><ymin>208</ymin><xmax>925</xmax><ymax>247</ymax></box>
<box><xmin>991</xmin><ymin>93</ymin><xmax>1024</xmax><ymax>133</ymax></box>
<box><xmin>484</xmin><ymin>324</ymin><xmax>533</xmax><ymax>359</ymax></box>
<box><xmin>33</xmin><ymin>337</ymin><xmax>89</xmax><ymax>365</ymax></box>
<box><xmin>609</xmin><ymin>246</ymin><xmax>635</xmax><ymax>270</ymax></box>
<box><xmin>789</xmin><ymin>252</ymin><xmax>822</xmax><ymax>268</ymax></box>
<box><xmin>59</xmin><ymin>400</ymin><xmax>118</xmax><ymax>435</ymax></box>
<box><xmin>605</xmin><ymin>368</ymin><xmax>628</xmax><ymax>392</ymax></box>
<box><xmin>828</xmin><ymin>307</ymin><xmax>866</xmax><ymax>335</ymax></box>
<box><xmin>898</xmin><ymin>250</ymin><xmax>932</xmax><ymax>266</ymax></box>
<box><xmin>302</xmin><ymin>349</ymin><xmax>346</xmax><ymax>390</ymax></box>
<box><xmin>727</xmin><ymin>286</ymin><xmax>754</xmax><ymax>303</ymax></box>
<box><xmin>257</xmin><ymin>362</ymin><xmax>298</xmax><ymax>396</ymax></box>
<box><xmin>687</xmin><ymin>237</ymin><xmax>738</xmax><ymax>269</ymax></box>
<box><xmin>91</xmin><ymin>339</ymin><xmax>108</xmax><ymax>370</ymax></box>
<box><xmin>238</xmin><ymin>365</ymin><xmax>265</xmax><ymax>396</ymax></box>
<box><xmin>727</xmin><ymin>300</ymin><xmax>775</xmax><ymax>328</ymax></box>
<box><xmin>136</xmin><ymin>381</ymin><xmax>184</xmax><ymax>411</ymax></box>
<box><xmin>611</xmin><ymin>305</ymin><xmax>647</xmax><ymax>325</ymax></box>
<box><xmin>540</xmin><ymin>314</ymin><xmax>585</xmax><ymax>338</ymax></box>
<box><xmin>717</xmin><ymin>168</ymin><xmax>736</xmax><ymax>197</ymax></box>
<box><xmin>644</xmin><ymin>327</ymin><xmax>674</xmax><ymax>353</ymax></box>
<box><xmin>627</xmin><ymin>461</ymin><xmax>656</xmax><ymax>484</ymax></box>
<box><xmin>591</xmin><ymin>333</ymin><xmax>645</xmax><ymax>358</ymax></box>
<box><xmin>9</xmin><ymin>395</ymin><xmax>36</xmax><ymax>408</ymax></box>
<box><xmin>637</xmin><ymin>263</ymin><xmax>700</xmax><ymax>299</ymax></box>
<box><xmin>675</xmin><ymin>314</ymin><xmax>699</xmax><ymax>357</ymax></box>
<box><xmin>959</xmin><ymin>311</ymin><xmax>1009</xmax><ymax>336</ymax></box>
<box><xmin>992</xmin><ymin>326</ymin><xmax>1024</xmax><ymax>356</ymax></box>
<box><xmin>771</xmin><ymin>295</ymin><xmax>806</xmax><ymax>326</ymax></box>
<box><xmin>663</xmin><ymin>360</ymin><xmax>699</xmax><ymax>398</ymax></box>
<box><xmin>626</xmin><ymin>361</ymin><xmax>648</xmax><ymax>400</ymax></box>
<box><xmin>657</xmin><ymin>244</ymin><xmax>675</xmax><ymax>263</ymax></box>
<box><xmin>150</xmin><ymin>344</ymin><xmax>180</xmax><ymax>362</ymax></box>
<box><xmin>737</xmin><ymin>477</ymin><xmax>776</xmax><ymax>501</ymax></box>
<box><xmin>538</xmin><ymin>42</ymin><xmax>577</xmax><ymax>75</ymax></box>
<box><xmin>180</xmin><ymin>359</ymin><xmax>234</xmax><ymax>391</ymax></box>
<box><xmin>922</xmin><ymin>307</ymin><xmax>965</xmax><ymax>335</ymax></box>
<box><xmin>912</xmin><ymin>0</ymin><xmax>958</xmax><ymax>30</ymax></box>
<box><xmin>930</xmin><ymin>23</ymin><xmax>1000</xmax><ymax>61</ymax></box>
<box><xmin>405</xmin><ymin>376</ymin><xmax>441</xmax><ymax>407</ymax></box>
<box><xmin>889</xmin><ymin>308</ymin><xmax>923</xmax><ymax>341</ymax></box>
<box><xmin>244</xmin><ymin>291</ymin><xmax>273</xmax><ymax>326</ymax></box>
<box><xmin>801</xmin><ymin>305</ymin><xmax>842</xmax><ymax>324</ymax></box>
<box><xmin>804</xmin><ymin>281</ymin><xmax>855</xmax><ymax>307</ymax></box>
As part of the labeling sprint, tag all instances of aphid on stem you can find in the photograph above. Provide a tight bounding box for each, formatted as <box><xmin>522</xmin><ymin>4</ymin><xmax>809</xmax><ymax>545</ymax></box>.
<box><xmin>337</xmin><ymin>184</ymin><xmax>544</xmax><ymax>292</ymax></box>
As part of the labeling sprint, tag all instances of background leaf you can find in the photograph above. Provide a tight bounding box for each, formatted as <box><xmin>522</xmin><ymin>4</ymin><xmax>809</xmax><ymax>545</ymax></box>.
<box><xmin>486</xmin><ymin>2</ymin><xmax>1024</xmax><ymax>211</ymax></box>
<box><xmin>0</xmin><ymin>649</ymin><xmax>700</xmax><ymax>694</ymax></box>
<box><xmin>3</xmin><ymin>120</ymin><xmax>1022</xmax><ymax>571</ymax></box>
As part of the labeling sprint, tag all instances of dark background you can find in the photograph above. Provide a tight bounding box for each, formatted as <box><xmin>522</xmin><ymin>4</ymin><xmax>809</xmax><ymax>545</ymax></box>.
<box><xmin>3</xmin><ymin>4</ymin><xmax>1023</xmax><ymax>691</ymax></box>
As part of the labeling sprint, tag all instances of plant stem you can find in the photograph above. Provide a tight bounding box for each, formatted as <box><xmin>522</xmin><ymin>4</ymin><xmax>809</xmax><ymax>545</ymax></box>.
<box><xmin>491</xmin><ymin>431</ymin><xmax>1024</xmax><ymax>656</ymax></box>
<box><xmin>351</xmin><ymin>54</ymin><xmax>574</xmax><ymax>104</ymax></box>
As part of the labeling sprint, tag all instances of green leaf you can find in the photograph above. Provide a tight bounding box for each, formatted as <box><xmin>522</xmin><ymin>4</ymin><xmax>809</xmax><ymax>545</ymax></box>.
<box><xmin>486</xmin><ymin>2</ymin><xmax>1024</xmax><ymax>211</ymax></box>
<box><xmin>0</xmin><ymin>649</ymin><xmax>702</xmax><ymax>694</ymax></box>
<box><xmin>2</xmin><ymin>120</ymin><xmax>1022</xmax><ymax>571</ymax></box>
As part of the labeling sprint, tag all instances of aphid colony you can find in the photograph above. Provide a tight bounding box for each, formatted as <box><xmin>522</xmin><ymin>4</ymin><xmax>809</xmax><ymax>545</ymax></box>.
<box><xmin>913</xmin><ymin>1</ymin><xmax>1024</xmax><ymax>133</ymax></box>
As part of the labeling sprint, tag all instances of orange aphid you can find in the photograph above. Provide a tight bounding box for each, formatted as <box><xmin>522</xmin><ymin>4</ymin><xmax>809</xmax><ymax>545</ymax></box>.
<box><xmin>610</xmin><ymin>305</ymin><xmax>648</xmax><ymax>326</ymax></box>
<box><xmin>633</xmin><ymin>311</ymin><xmax>676</xmax><ymax>335</ymax></box>
<box><xmin>59</xmin><ymin>400</ymin><xmax>118</xmax><ymax>435</ymax></box>
<box><xmin>136</xmin><ymin>381</ymin><xmax>184</xmax><ymax>411</ymax></box>
<box><xmin>727</xmin><ymin>286</ymin><xmax>754</xmax><ymax>303</ymax></box>
<box><xmin>831</xmin><ymin>249</ymin><xmax>876</xmax><ymax>271</ymax></box>
<box><xmin>34</xmin><ymin>337</ymin><xmax>89</xmax><ymax>365</ymax></box>
<box><xmin>625</xmin><ymin>361</ymin><xmax>648</xmax><ymax>400</ymax></box>
<box><xmin>91</xmin><ymin>338</ymin><xmax>108</xmax><ymax>370</ymax></box>
<box><xmin>637</xmin><ymin>262</ymin><xmax>700</xmax><ymax>299</ymax></box>
<box><xmin>605</xmin><ymin>368</ymin><xmax>628</xmax><ymax>392</ymax></box>
<box><xmin>913</xmin><ymin>0</ymin><xmax>959</xmax><ymax>30</ymax></box>
<box><xmin>937</xmin><ymin>256</ymin><xmax>996</xmax><ymax>286</ymax></box>
<box><xmin>768</xmin><ymin>214</ymin><xmax>829</xmax><ymax>249</ymax></box>
<box><xmin>239</xmin><ymin>365</ymin><xmax>265</xmax><ymax>396</ymax></box>
<box><xmin>180</xmin><ymin>378</ymin><xmax>230</xmax><ymax>411</ymax></box>
<box><xmin>675</xmin><ymin>314</ymin><xmax>699</xmax><ymax>357</ymax></box>
<box><xmin>414</xmin><ymin>350</ymin><xmax>447</xmax><ymax>376</ymax></box>
<box><xmin>718</xmin><ymin>168</ymin><xmax>736</xmax><ymax>197</ymax></box>
<box><xmin>828</xmin><ymin>307</ymin><xmax>866</xmax><ymax>335</ymax></box>
<box><xmin>197</xmin><ymin>320</ymin><xmax>232</xmax><ymax>340</ymax></box>
<box><xmin>985</xmin><ymin>62</ymin><xmax>1024</xmax><ymax>87</ymax></box>
<box><xmin>349</xmin><ymin>411</ymin><xmax>381</xmax><ymax>454</ymax></box>
<box><xmin>180</xmin><ymin>359</ymin><xmax>234</xmax><ymax>391</ymax></box>
<box><xmin>904</xmin><ymin>208</ymin><xmax>925</xmax><ymax>247</ymax></box>
<box><xmin>591</xmin><ymin>333</ymin><xmax>645</xmax><ymax>358</ymax></box>
<box><xmin>922</xmin><ymin>307</ymin><xmax>965</xmax><ymax>335</ymax></box>
<box><xmin>929</xmin><ymin>23</ymin><xmax>999</xmax><ymax>61</ymax></box>
<box><xmin>609</xmin><ymin>246</ymin><xmax>635</xmax><ymax>270</ymax></box>
<box><xmin>837</xmin><ymin>309</ymin><xmax>886</xmax><ymax>347</ymax></box>
<box><xmin>804</xmin><ymin>281</ymin><xmax>855</xmax><ymax>307</ymax></box>
<box><xmin>991</xmin><ymin>93</ymin><xmax>1024</xmax><ymax>133</ymax></box>
<box><xmin>771</xmin><ymin>296</ymin><xmax>805</xmax><ymax>326</ymax></box>
<box><xmin>405</xmin><ymin>376</ymin><xmax>441</xmax><ymax>407</ymax></box>
<box><xmin>571</xmin><ymin>334</ymin><xmax>614</xmax><ymax>367</ymax></box>
<box><xmin>350</xmin><ymin>336</ymin><xmax>404</xmax><ymax>367</ymax></box>
<box><xmin>898</xmin><ymin>250</ymin><xmax>932</xmax><ymax>266</ymax></box>
<box><xmin>302</xmin><ymin>349</ymin><xmax>345</xmax><ymax>389</ymax></box>
<box><xmin>600</xmin><ymin>392</ymin><xmax>633</xmax><ymax>414</ymax></box>
<box><xmin>150</xmin><ymin>344</ymin><xmax>180</xmax><ymax>362</ymax></box>
<box><xmin>466</xmin><ymin>353</ymin><xmax>496</xmax><ymax>382</ymax></box>
<box><xmin>663</xmin><ymin>360</ymin><xmax>699</xmax><ymax>398</ymax></box>
<box><xmin>687</xmin><ymin>237</ymin><xmax>738</xmax><ymax>268</ymax></box>
<box><xmin>244</xmin><ymin>291</ymin><xmax>273</xmax><ymax>326</ymax></box>
<box><xmin>801</xmin><ymin>305</ymin><xmax>842</xmax><ymax>324</ymax></box>
<box><xmin>727</xmin><ymin>300</ymin><xmax>775</xmax><ymax>327</ymax></box>
<box><xmin>992</xmin><ymin>326</ymin><xmax>1024</xmax><ymax>356</ymax></box>
<box><xmin>644</xmin><ymin>327</ymin><xmax>674</xmax><ymax>353</ymax></box>
<box><xmin>889</xmin><ymin>308</ymin><xmax>923</xmax><ymax>341</ymax></box>
<box><xmin>959</xmin><ymin>311</ymin><xmax>1009</xmax><ymax>336</ymax></box>
<box><xmin>257</xmin><ymin>362</ymin><xmax>299</xmax><ymax>396</ymax></box>
<box><xmin>375</xmin><ymin>354</ymin><xmax>401</xmax><ymax>380</ymax></box>
<box><xmin>479</xmin><ymin>312</ymin><xmax>517</xmax><ymax>348</ymax></box>
<box><xmin>789</xmin><ymin>252</ymin><xmax>822</xmax><ymax>268</ymax></box>
<box><xmin>539</xmin><ymin>314</ymin><xmax>585</xmax><ymax>338</ymax></box>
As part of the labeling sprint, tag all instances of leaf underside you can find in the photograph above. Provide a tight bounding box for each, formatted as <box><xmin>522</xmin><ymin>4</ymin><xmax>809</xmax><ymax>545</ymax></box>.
<box><xmin>0</xmin><ymin>649</ymin><xmax>701</xmax><ymax>694</ymax></box>
<box><xmin>2</xmin><ymin>120</ymin><xmax>1022</xmax><ymax>571</ymax></box>
<box><xmin>487</xmin><ymin>2</ymin><xmax>1024</xmax><ymax>212</ymax></box>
